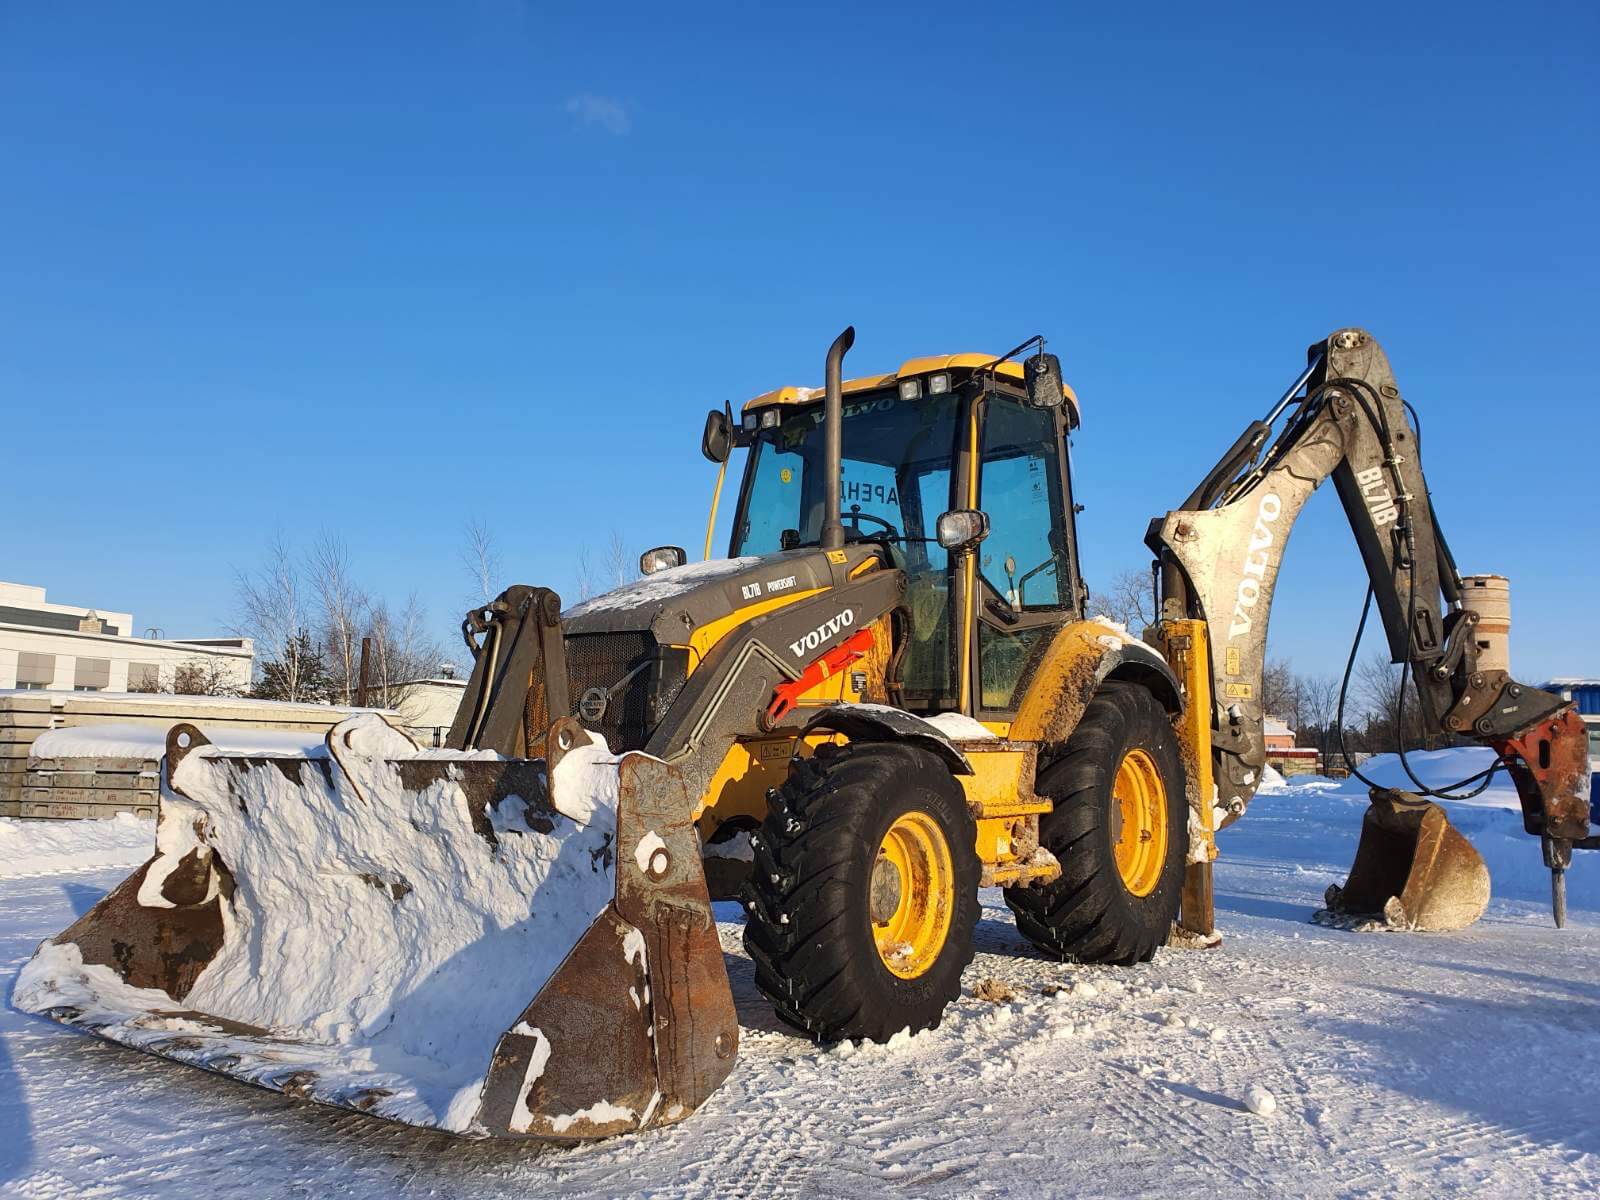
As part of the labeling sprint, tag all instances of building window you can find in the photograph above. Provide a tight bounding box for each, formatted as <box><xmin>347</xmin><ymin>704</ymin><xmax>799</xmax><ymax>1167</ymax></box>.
<box><xmin>127</xmin><ymin>662</ymin><xmax>162</xmax><ymax>693</ymax></box>
<box><xmin>17</xmin><ymin>651</ymin><xmax>55</xmax><ymax>688</ymax></box>
<box><xmin>74</xmin><ymin>657</ymin><xmax>111</xmax><ymax>691</ymax></box>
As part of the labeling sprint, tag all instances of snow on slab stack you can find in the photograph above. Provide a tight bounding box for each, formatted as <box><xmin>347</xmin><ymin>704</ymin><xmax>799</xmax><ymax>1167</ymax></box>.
<box><xmin>25</xmin><ymin>725</ymin><xmax>330</xmax><ymax>820</ymax></box>
<box><xmin>0</xmin><ymin>691</ymin><xmax>394</xmax><ymax>818</ymax></box>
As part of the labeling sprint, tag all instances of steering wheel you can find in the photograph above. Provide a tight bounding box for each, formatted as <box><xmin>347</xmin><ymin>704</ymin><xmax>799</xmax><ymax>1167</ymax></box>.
<box><xmin>845</xmin><ymin>507</ymin><xmax>901</xmax><ymax>541</ymax></box>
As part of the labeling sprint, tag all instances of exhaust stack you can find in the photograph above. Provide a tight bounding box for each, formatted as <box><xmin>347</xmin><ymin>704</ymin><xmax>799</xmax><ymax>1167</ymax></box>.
<box><xmin>820</xmin><ymin>325</ymin><xmax>855</xmax><ymax>552</ymax></box>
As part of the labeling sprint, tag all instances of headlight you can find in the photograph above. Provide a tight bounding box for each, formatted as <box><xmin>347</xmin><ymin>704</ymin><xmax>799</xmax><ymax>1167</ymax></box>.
<box><xmin>935</xmin><ymin>509</ymin><xmax>990</xmax><ymax>551</ymax></box>
<box><xmin>639</xmin><ymin>546</ymin><xmax>687</xmax><ymax>575</ymax></box>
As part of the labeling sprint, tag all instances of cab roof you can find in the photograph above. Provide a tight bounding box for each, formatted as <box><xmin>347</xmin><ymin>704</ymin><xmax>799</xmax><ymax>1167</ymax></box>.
<box><xmin>741</xmin><ymin>353</ymin><xmax>1078</xmax><ymax>414</ymax></box>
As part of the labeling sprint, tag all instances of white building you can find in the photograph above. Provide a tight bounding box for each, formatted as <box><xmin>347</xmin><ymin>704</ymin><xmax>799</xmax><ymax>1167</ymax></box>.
<box><xmin>393</xmin><ymin>672</ymin><xmax>467</xmax><ymax>746</ymax></box>
<box><xmin>0</xmin><ymin>581</ymin><xmax>253</xmax><ymax>695</ymax></box>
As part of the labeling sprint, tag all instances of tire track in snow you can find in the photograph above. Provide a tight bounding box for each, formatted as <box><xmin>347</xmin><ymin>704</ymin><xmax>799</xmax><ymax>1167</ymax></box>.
<box><xmin>1097</xmin><ymin>1067</ymin><xmax>1289</xmax><ymax>1196</ymax></box>
<box><xmin>658</xmin><ymin>1083</ymin><xmax>823</xmax><ymax>1198</ymax></box>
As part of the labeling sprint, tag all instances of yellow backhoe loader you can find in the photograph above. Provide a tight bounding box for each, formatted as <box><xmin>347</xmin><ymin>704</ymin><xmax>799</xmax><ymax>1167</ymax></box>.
<box><xmin>18</xmin><ymin>327</ymin><xmax>1593</xmax><ymax>1142</ymax></box>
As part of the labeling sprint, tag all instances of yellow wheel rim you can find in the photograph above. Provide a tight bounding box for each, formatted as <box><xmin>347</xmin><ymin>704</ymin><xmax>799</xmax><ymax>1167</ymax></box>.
<box><xmin>1112</xmin><ymin>748</ymin><xmax>1168</xmax><ymax>897</ymax></box>
<box><xmin>870</xmin><ymin>811</ymin><xmax>954</xmax><ymax>979</ymax></box>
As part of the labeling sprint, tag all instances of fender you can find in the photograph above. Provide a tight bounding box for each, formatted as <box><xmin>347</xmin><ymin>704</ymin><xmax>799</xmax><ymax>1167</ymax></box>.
<box><xmin>798</xmin><ymin>704</ymin><xmax>974</xmax><ymax>776</ymax></box>
<box><xmin>1010</xmin><ymin>620</ymin><xmax>1183</xmax><ymax>747</ymax></box>
<box><xmin>1101</xmin><ymin>639</ymin><xmax>1184</xmax><ymax>713</ymax></box>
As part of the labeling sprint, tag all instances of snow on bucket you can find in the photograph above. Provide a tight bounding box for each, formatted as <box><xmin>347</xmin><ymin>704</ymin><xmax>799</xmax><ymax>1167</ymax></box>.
<box><xmin>13</xmin><ymin>714</ymin><xmax>737</xmax><ymax>1139</ymax></box>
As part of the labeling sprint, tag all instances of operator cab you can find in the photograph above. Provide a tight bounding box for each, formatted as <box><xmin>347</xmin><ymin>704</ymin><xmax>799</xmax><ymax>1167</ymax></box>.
<box><xmin>715</xmin><ymin>349</ymin><xmax>1085</xmax><ymax>719</ymax></box>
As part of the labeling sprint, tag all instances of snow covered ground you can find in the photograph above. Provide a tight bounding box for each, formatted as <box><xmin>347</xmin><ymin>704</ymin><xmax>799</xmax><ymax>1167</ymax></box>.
<box><xmin>3</xmin><ymin>758</ymin><xmax>1597</xmax><ymax>1198</ymax></box>
<box><xmin>0</xmin><ymin>814</ymin><xmax>154</xmax><ymax>881</ymax></box>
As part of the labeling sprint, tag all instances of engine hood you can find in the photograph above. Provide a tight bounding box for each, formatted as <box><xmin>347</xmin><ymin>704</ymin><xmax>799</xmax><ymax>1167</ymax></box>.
<box><xmin>561</xmin><ymin>548</ymin><xmax>867</xmax><ymax>645</ymax></box>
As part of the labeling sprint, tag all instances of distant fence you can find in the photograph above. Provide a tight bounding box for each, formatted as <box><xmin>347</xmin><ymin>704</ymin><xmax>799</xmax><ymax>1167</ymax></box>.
<box><xmin>1</xmin><ymin>691</ymin><xmax>400</xmax><ymax>819</ymax></box>
<box><xmin>1266</xmin><ymin>747</ymin><xmax>1322</xmax><ymax>777</ymax></box>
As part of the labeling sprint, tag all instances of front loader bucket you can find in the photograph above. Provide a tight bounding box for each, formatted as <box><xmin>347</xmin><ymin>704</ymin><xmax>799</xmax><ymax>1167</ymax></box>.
<box><xmin>12</xmin><ymin>714</ymin><xmax>738</xmax><ymax>1140</ymax></box>
<box><xmin>1322</xmin><ymin>788</ymin><xmax>1490</xmax><ymax>931</ymax></box>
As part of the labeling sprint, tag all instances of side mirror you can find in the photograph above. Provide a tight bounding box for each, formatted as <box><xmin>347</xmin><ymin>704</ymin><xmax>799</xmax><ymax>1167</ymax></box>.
<box><xmin>936</xmin><ymin>509</ymin><xmax>990</xmax><ymax>552</ymax></box>
<box><xmin>701</xmin><ymin>407</ymin><xmax>733</xmax><ymax>464</ymax></box>
<box><xmin>639</xmin><ymin>546</ymin><xmax>687</xmax><ymax>575</ymax></box>
<box><xmin>1024</xmin><ymin>352</ymin><xmax>1065</xmax><ymax>411</ymax></box>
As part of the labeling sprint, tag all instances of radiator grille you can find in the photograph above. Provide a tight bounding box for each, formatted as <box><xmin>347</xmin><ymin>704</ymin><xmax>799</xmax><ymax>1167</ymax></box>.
<box><xmin>564</xmin><ymin>631</ymin><xmax>687</xmax><ymax>753</ymax></box>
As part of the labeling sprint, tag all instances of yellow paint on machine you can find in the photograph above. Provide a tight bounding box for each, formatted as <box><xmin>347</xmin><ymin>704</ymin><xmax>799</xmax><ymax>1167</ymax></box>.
<box><xmin>693</xmin><ymin>734</ymin><xmax>842</xmax><ymax>831</ymax></box>
<box><xmin>702</xmin><ymin>456</ymin><xmax>729</xmax><ymax>561</ymax></box>
<box><xmin>959</xmin><ymin>743</ymin><xmax>1055</xmax><ymax>884</ymax></box>
<box><xmin>1009</xmin><ymin>621</ymin><xmax>1139</xmax><ymax>744</ymax></box>
<box><xmin>958</xmin><ymin>401</ymin><xmax>980</xmax><ymax>711</ymax></box>
<box><xmin>683</xmin><ymin>588</ymin><xmax>827</xmax><ymax>670</ymax></box>
<box><xmin>957</xmin><ymin>746</ymin><xmax>1037</xmax><ymax>816</ymax></box>
<box><xmin>740</xmin><ymin>355</ymin><xmax>1037</xmax><ymax>412</ymax></box>
<box><xmin>1111</xmin><ymin>748</ymin><xmax>1168</xmax><ymax>896</ymax></box>
<box><xmin>1159</xmin><ymin>618</ymin><xmax>1217</xmax><ymax>862</ymax></box>
<box><xmin>873</xmin><ymin>810</ymin><xmax>956</xmax><ymax>979</ymax></box>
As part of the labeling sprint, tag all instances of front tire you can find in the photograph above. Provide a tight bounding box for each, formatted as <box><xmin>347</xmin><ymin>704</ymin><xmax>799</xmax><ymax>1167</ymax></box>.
<box><xmin>1004</xmin><ymin>683</ymin><xmax>1188</xmax><ymax>965</ymax></box>
<box><xmin>742</xmin><ymin>741</ymin><xmax>979</xmax><ymax>1043</ymax></box>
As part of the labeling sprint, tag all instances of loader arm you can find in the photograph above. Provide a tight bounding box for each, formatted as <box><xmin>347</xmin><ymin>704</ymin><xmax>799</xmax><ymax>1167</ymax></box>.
<box><xmin>1146</xmin><ymin>328</ymin><xmax>1592</xmax><ymax>876</ymax></box>
<box><xmin>448</xmin><ymin>584</ymin><xmax>570</xmax><ymax>756</ymax></box>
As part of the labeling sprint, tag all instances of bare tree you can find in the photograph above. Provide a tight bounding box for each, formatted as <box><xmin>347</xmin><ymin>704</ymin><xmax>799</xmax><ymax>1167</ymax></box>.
<box><xmin>1294</xmin><ymin>672</ymin><xmax>1341</xmax><ymax>755</ymax></box>
<box><xmin>1261</xmin><ymin>657</ymin><xmax>1299</xmax><ymax>727</ymax></box>
<box><xmin>577</xmin><ymin>529</ymin><xmax>638</xmax><ymax>601</ymax></box>
<box><xmin>364</xmin><ymin>595</ymin><xmax>444</xmax><ymax>715</ymax></box>
<box><xmin>605</xmin><ymin>529</ymin><xmax>634</xmax><ymax>591</ymax></box>
<box><xmin>1353</xmin><ymin>653</ymin><xmax>1442</xmax><ymax>750</ymax></box>
<box><xmin>1355</xmin><ymin>653</ymin><xmax>1403</xmax><ymax>747</ymax></box>
<box><xmin>576</xmin><ymin>545</ymin><xmax>598</xmax><ymax>602</ymax></box>
<box><xmin>237</xmin><ymin>535</ymin><xmax>449</xmax><ymax>711</ymax></box>
<box><xmin>234</xmin><ymin>535</ymin><xmax>320</xmax><ymax>703</ymax></box>
<box><xmin>461</xmin><ymin>518</ymin><xmax>502</xmax><ymax>606</ymax></box>
<box><xmin>1088</xmin><ymin>566</ymin><xmax>1156</xmax><ymax>634</ymax></box>
<box><xmin>310</xmin><ymin>533</ymin><xmax>368</xmax><ymax>706</ymax></box>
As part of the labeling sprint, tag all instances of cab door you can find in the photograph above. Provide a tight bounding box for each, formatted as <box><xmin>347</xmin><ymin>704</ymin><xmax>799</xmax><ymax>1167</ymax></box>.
<box><xmin>964</xmin><ymin>389</ymin><xmax>1079</xmax><ymax>718</ymax></box>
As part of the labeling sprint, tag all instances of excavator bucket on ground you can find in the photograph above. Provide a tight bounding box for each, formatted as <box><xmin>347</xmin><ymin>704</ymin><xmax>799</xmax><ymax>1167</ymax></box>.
<box><xmin>1320</xmin><ymin>788</ymin><xmax>1490</xmax><ymax>932</ymax></box>
<box><xmin>13</xmin><ymin>713</ymin><xmax>738</xmax><ymax>1140</ymax></box>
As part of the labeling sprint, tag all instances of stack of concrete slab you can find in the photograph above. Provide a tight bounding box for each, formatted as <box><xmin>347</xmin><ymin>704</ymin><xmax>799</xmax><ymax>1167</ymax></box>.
<box><xmin>21</xmin><ymin>751</ymin><xmax>161</xmax><ymax>820</ymax></box>
<box><xmin>1</xmin><ymin>691</ymin><xmax>395</xmax><ymax>818</ymax></box>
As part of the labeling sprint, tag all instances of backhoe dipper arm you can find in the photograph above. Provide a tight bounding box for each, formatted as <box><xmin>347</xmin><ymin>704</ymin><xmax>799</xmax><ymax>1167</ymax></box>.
<box><xmin>1145</xmin><ymin>328</ymin><xmax>1592</xmax><ymax>857</ymax></box>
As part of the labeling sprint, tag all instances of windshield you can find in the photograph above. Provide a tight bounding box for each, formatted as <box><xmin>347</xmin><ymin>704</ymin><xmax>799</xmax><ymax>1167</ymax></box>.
<box><xmin>731</xmin><ymin>391</ymin><xmax>961</xmax><ymax>563</ymax></box>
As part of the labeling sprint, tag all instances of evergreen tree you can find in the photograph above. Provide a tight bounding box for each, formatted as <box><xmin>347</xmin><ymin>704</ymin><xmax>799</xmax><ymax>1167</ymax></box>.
<box><xmin>252</xmin><ymin>630</ymin><xmax>333</xmax><ymax>703</ymax></box>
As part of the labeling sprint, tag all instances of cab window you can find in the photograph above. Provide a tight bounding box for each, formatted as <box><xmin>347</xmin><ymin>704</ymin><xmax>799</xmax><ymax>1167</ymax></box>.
<box><xmin>978</xmin><ymin>397</ymin><xmax>1070</xmax><ymax>610</ymax></box>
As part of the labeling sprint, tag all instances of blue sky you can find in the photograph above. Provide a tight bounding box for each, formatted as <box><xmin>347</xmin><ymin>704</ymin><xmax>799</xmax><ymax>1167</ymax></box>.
<box><xmin>3</xmin><ymin>2</ymin><xmax>1595</xmax><ymax>684</ymax></box>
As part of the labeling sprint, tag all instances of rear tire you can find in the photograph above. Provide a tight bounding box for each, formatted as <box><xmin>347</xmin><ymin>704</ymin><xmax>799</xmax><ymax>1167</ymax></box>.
<box><xmin>742</xmin><ymin>741</ymin><xmax>979</xmax><ymax>1043</ymax></box>
<box><xmin>1004</xmin><ymin>683</ymin><xmax>1187</xmax><ymax>965</ymax></box>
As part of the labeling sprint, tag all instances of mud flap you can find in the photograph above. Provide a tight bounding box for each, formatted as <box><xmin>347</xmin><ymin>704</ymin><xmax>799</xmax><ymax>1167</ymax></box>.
<box><xmin>13</xmin><ymin>715</ymin><xmax>738</xmax><ymax>1141</ymax></box>
<box><xmin>1317</xmin><ymin>788</ymin><xmax>1490</xmax><ymax>932</ymax></box>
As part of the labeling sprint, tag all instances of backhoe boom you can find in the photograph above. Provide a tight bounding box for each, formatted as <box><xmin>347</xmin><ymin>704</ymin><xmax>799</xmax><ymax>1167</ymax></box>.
<box><xmin>1147</xmin><ymin>328</ymin><xmax>1592</xmax><ymax>921</ymax></box>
